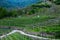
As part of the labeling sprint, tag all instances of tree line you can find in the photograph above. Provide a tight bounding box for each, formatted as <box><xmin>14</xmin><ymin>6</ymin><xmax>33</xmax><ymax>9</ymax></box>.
<box><xmin>0</xmin><ymin>0</ymin><xmax>60</xmax><ymax>19</ymax></box>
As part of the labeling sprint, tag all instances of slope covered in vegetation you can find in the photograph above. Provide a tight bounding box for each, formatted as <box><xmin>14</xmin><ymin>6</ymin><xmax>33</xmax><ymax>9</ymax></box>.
<box><xmin>0</xmin><ymin>0</ymin><xmax>60</xmax><ymax>39</ymax></box>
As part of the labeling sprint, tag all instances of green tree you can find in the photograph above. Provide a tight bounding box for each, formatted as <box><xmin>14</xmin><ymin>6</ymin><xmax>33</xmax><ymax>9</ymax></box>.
<box><xmin>9</xmin><ymin>10</ymin><xmax>18</xmax><ymax>17</ymax></box>
<box><xmin>0</xmin><ymin>7</ymin><xmax>7</xmax><ymax>19</ymax></box>
<box><xmin>53</xmin><ymin>0</ymin><xmax>60</xmax><ymax>5</ymax></box>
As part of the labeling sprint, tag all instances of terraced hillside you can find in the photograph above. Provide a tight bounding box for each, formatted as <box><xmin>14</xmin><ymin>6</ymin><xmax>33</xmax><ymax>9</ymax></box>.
<box><xmin>0</xmin><ymin>0</ymin><xmax>60</xmax><ymax>40</ymax></box>
<box><xmin>0</xmin><ymin>7</ymin><xmax>60</xmax><ymax>39</ymax></box>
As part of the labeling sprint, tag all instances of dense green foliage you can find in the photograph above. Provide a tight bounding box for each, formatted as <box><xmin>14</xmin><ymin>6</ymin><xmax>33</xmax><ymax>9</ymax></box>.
<box><xmin>0</xmin><ymin>0</ymin><xmax>60</xmax><ymax>19</ymax></box>
<box><xmin>0</xmin><ymin>7</ymin><xmax>7</xmax><ymax>18</ymax></box>
<box><xmin>54</xmin><ymin>0</ymin><xmax>60</xmax><ymax>5</ymax></box>
<box><xmin>0</xmin><ymin>7</ymin><xmax>18</xmax><ymax>18</ymax></box>
<box><xmin>0</xmin><ymin>2</ymin><xmax>52</xmax><ymax>19</ymax></box>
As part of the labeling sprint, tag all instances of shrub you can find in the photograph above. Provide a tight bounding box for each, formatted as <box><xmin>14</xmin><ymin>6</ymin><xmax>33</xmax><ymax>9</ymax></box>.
<box><xmin>54</xmin><ymin>0</ymin><xmax>60</xmax><ymax>5</ymax></box>
<box><xmin>0</xmin><ymin>7</ymin><xmax>18</xmax><ymax>19</ymax></box>
<box><xmin>8</xmin><ymin>10</ymin><xmax>18</xmax><ymax>17</ymax></box>
<box><xmin>0</xmin><ymin>7</ymin><xmax>8</xmax><ymax>19</ymax></box>
<box><xmin>55</xmin><ymin>31</ymin><xmax>60</xmax><ymax>38</ymax></box>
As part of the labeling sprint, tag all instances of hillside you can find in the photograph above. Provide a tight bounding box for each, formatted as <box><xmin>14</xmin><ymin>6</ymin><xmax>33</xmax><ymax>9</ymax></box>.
<box><xmin>0</xmin><ymin>0</ymin><xmax>60</xmax><ymax>40</ymax></box>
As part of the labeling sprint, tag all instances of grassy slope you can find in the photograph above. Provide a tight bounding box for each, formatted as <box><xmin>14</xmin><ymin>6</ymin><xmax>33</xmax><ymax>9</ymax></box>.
<box><xmin>0</xmin><ymin>13</ymin><xmax>60</xmax><ymax>38</ymax></box>
<box><xmin>1</xmin><ymin>33</ymin><xmax>34</xmax><ymax>40</ymax></box>
<box><xmin>0</xmin><ymin>3</ymin><xmax>60</xmax><ymax>39</ymax></box>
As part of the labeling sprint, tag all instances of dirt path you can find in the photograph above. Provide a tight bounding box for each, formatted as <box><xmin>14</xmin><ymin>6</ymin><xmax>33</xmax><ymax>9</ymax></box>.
<box><xmin>0</xmin><ymin>30</ymin><xmax>48</xmax><ymax>40</ymax></box>
<box><xmin>0</xmin><ymin>30</ymin><xmax>59</xmax><ymax>40</ymax></box>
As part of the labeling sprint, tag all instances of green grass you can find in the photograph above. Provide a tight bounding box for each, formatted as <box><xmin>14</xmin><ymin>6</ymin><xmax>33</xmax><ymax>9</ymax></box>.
<box><xmin>0</xmin><ymin>29</ymin><xmax>12</xmax><ymax>35</ymax></box>
<box><xmin>0</xmin><ymin>15</ymin><xmax>57</xmax><ymax>33</ymax></box>
<box><xmin>0</xmin><ymin>14</ymin><xmax>60</xmax><ymax>33</ymax></box>
<box><xmin>1</xmin><ymin>33</ymin><xmax>33</xmax><ymax>40</ymax></box>
<box><xmin>0</xmin><ymin>15</ymin><xmax>55</xmax><ymax>26</ymax></box>
<box><xmin>0</xmin><ymin>5</ymin><xmax>60</xmax><ymax>39</ymax></box>
<box><xmin>0</xmin><ymin>14</ymin><xmax>60</xmax><ymax>39</ymax></box>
